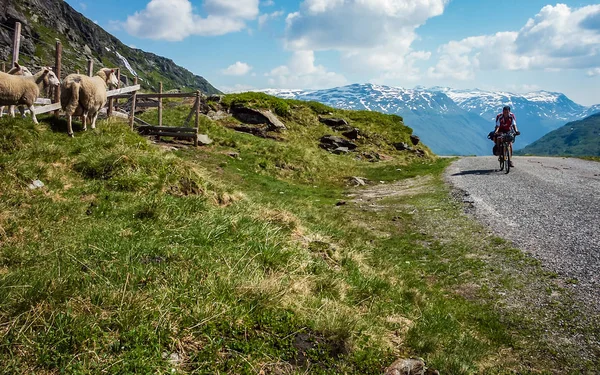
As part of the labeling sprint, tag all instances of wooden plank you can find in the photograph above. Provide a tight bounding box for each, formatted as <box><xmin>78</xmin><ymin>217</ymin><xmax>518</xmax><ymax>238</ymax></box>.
<box><xmin>35</xmin><ymin>98</ymin><xmax>52</xmax><ymax>105</ymax></box>
<box><xmin>135</xmin><ymin>102</ymin><xmax>159</xmax><ymax>108</ymax></box>
<box><xmin>130</xmin><ymin>77</ymin><xmax>138</xmax><ymax>130</ymax></box>
<box><xmin>134</xmin><ymin>117</ymin><xmax>151</xmax><ymax>126</ymax></box>
<box><xmin>134</xmin><ymin>93</ymin><xmax>198</xmax><ymax>99</ymax></box>
<box><xmin>33</xmin><ymin>102</ymin><xmax>62</xmax><ymax>115</ymax></box>
<box><xmin>158</xmin><ymin>82</ymin><xmax>163</xmax><ymax>127</ymax></box>
<box><xmin>87</xmin><ymin>59</ymin><xmax>93</xmax><ymax>77</ymax></box>
<box><xmin>195</xmin><ymin>91</ymin><xmax>200</xmax><ymax>147</ymax></box>
<box><xmin>106</xmin><ymin>85</ymin><xmax>140</xmax><ymax>97</ymax></box>
<box><xmin>54</xmin><ymin>40</ymin><xmax>62</xmax><ymax>116</ymax></box>
<box><xmin>12</xmin><ymin>22</ymin><xmax>21</xmax><ymax>66</ymax></box>
<box><xmin>137</xmin><ymin>125</ymin><xmax>196</xmax><ymax>132</ymax></box>
<box><xmin>139</xmin><ymin>131</ymin><xmax>196</xmax><ymax>138</ymax></box>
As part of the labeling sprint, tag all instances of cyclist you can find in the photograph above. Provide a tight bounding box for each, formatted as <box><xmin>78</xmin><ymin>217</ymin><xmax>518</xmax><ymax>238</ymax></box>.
<box><xmin>494</xmin><ymin>105</ymin><xmax>520</xmax><ymax>167</ymax></box>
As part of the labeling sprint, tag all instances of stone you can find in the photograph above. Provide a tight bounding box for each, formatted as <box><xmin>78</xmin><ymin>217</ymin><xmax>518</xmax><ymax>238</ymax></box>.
<box><xmin>410</xmin><ymin>135</ymin><xmax>421</xmax><ymax>146</ymax></box>
<box><xmin>319</xmin><ymin>117</ymin><xmax>352</xmax><ymax>131</ymax></box>
<box><xmin>320</xmin><ymin>135</ymin><xmax>357</xmax><ymax>151</ymax></box>
<box><xmin>231</xmin><ymin>106</ymin><xmax>286</xmax><ymax>131</ymax></box>
<box><xmin>207</xmin><ymin>94</ymin><xmax>223</xmax><ymax>103</ymax></box>
<box><xmin>394</xmin><ymin>142</ymin><xmax>413</xmax><ymax>151</ymax></box>
<box><xmin>197</xmin><ymin>134</ymin><xmax>213</xmax><ymax>145</ymax></box>
<box><xmin>332</xmin><ymin>147</ymin><xmax>350</xmax><ymax>154</ymax></box>
<box><xmin>28</xmin><ymin>180</ymin><xmax>44</xmax><ymax>190</ymax></box>
<box><xmin>342</xmin><ymin>128</ymin><xmax>361</xmax><ymax>140</ymax></box>
<box><xmin>349</xmin><ymin>176</ymin><xmax>368</xmax><ymax>186</ymax></box>
<box><xmin>385</xmin><ymin>358</ymin><xmax>426</xmax><ymax>375</ymax></box>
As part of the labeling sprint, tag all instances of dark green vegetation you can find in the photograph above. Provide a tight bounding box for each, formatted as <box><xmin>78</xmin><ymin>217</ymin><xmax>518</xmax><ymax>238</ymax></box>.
<box><xmin>517</xmin><ymin>113</ymin><xmax>600</xmax><ymax>157</ymax></box>
<box><xmin>1</xmin><ymin>95</ymin><xmax>598</xmax><ymax>374</ymax></box>
<box><xmin>0</xmin><ymin>0</ymin><xmax>220</xmax><ymax>94</ymax></box>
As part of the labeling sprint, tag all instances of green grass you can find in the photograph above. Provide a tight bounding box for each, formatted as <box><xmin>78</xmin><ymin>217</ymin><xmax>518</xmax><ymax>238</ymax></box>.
<box><xmin>0</xmin><ymin>98</ymin><xmax>598</xmax><ymax>374</ymax></box>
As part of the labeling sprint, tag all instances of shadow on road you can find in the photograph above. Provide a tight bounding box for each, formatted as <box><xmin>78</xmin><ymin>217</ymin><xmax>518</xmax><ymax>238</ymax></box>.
<box><xmin>451</xmin><ymin>169</ymin><xmax>497</xmax><ymax>176</ymax></box>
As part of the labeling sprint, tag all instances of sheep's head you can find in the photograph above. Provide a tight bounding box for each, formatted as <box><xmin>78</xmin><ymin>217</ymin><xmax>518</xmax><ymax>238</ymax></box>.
<box><xmin>107</xmin><ymin>69</ymin><xmax>119</xmax><ymax>89</ymax></box>
<box><xmin>46</xmin><ymin>70</ymin><xmax>60</xmax><ymax>87</ymax></box>
<box><xmin>97</xmin><ymin>68</ymin><xmax>119</xmax><ymax>89</ymax></box>
<box><xmin>8</xmin><ymin>62</ymin><xmax>32</xmax><ymax>76</ymax></box>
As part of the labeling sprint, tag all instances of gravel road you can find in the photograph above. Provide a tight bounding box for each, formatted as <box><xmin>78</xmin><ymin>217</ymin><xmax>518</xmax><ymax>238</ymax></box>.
<box><xmin>445</xmin><ymin>156</ymin><xmax>600</xmax><ymax>309</ymax></box>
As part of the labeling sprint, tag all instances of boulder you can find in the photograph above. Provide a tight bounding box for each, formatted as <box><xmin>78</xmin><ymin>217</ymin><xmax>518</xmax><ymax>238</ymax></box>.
<box><xmin>319</xmin><ymin>117</ymin><xmax>352</xmax><ymax>131</ymax></box>
<box><xmin>207</xmin><ymin>94</ymin><xmax>223</xmax><ymax>103</ymax></box>
<box><xmin>320</xmin><ymin>135</ymin><xmax>357</xmax><ymax>151</ymax></box>
<box><xmin>231</xmin><ymin>106</ymin><xmax>287</xmax><ymax>131</ymax></box>
<box><xmin>393</xmin><ymin>142</ymin><xmax>413</xmax><ymax>151</ymax></box>
<box><xmin>410</xmin><ymin>135</ymin><xmax>421</xmax><ymax>146</ymax></box>
<box><xmin>332</xmin><ymin>147</ymin><xmax>350</xmax><ymax>154</ymax></box>
<box><xmin>342</xmin><ymin>128</ymin><xmax>361</xmax><ymax>140</ymax></box>
<box><xmin>385</xmin><ymin>358</ymin><xmax>440</xmax><ymax>375</ymax></box>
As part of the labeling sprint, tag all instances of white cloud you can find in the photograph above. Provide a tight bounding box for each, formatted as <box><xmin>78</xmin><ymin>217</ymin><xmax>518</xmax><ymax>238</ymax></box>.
<box><xmin>222</xmin><ymin>61</ymin><xmax>253</xmax><ymax>76</ymax></box>
<box><xmin>283</xmin><ymin>0</ymin><xmax>448</xmax><ymax>81</ymax></box>
<box><xmin>265</xmin><ymin>50</ymin><xmax>347</xmax><ymax>89</ymax></box>
<box><xmin>122</xmin><ymin>0</ymin><xmax>259</xmax><ymax>41</ymax></box>
<box><xmin>261</xmin><ymin>0</ymin><xmax>275</xmax><ymax>6</ymax></box>
<box><xmin>258</xmin><ymin>10</ymin><xmax>284</xmax><ymax>29</ymax></box>
<box><xmin>79</xmin><ymin>2</ymin><xmax>88</xmax><ymax>11</ymax></box>
<box><xmin>220</xmin><ymin>84</ymin><xmax>257</xmax><ymax>93</ymax></box>
<box><xmin>430</xmin><ymin>4</ymin><xmax>600</xmax><ymax>80</ymax></box>
<box><xmin>588</xmin><ymin>68</ymin><xmax>600</xmax><ymax>77</ymax></box>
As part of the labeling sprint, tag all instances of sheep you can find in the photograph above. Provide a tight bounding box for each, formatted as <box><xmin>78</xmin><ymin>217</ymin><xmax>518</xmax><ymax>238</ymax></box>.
<box><xmin>0</xmin><ymin>62</ymin><xmax>33</xmax><ymax>117</ymax></box>
<box><xmin>61</xmin><ymin>68</ymin><xmax>119</xmax><ymax>137</ymax></box>
<box><xmin>0</xmin><ymin>67</ymin><xmax>60</xmax><ymax>124</ymax></box>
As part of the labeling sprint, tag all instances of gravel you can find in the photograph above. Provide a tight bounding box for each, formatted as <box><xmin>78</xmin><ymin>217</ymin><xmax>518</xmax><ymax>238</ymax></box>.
<box><xmin>445</xmin><ymin>156</ymin><xmax>600</xmax><ymax>312</ymax></box>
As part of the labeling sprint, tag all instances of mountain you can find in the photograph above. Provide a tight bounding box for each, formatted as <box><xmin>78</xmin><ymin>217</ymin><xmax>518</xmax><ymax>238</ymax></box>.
<box><xmin>263</xmin><ymin>84</ymin><xmax>492</xmax><ymax>155</ymax></box>
<box><xmin>0</xmin><ymin>0</ymin><xmax>220</xmax><ymax>94</ymax></box>
<box><xmin>263</xmin><ymin>84</ymin><xmax>600</xmax><ymax>155</ymax></box>
<box><xmin>516</xmin><ymin>113</ymin><xmax>600</xmax><ymax>157</ymax></box>
<box><xmin>431</xmin><ymin>87</ymin><xmax>597</xmax><ymax>147</ymax></box>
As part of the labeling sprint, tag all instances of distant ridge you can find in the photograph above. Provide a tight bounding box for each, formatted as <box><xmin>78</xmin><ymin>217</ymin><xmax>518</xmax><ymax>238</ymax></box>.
<box><xmin>516</xmin><ymin>113</ymin><xmax>600</xmax><ymax>157</ymax></box>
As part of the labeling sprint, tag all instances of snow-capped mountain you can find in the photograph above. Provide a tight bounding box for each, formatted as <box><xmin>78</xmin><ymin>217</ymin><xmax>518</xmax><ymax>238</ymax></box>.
<box><xmin>260</xmin><ymin>84</ymin><xmax>600</xmax><ymax>155</ymax></box>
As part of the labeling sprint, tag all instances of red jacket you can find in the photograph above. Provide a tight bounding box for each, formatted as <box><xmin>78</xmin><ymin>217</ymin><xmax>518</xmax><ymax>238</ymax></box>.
<box><xmin>496</xmin><ymin>113</ymin><xmax>517</xmax><ymax>132</ymax></box>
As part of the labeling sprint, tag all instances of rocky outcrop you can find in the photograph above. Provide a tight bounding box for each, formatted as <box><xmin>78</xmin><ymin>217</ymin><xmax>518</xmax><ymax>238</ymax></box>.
<box><xmin>410</xmin><ymin>135</ymin><xmax>420</xmax><ymax>145</ymax></box>
<box><xmin>231</xmin><ymin>106</ymin><xmax>286</xmax><ymax>131</ymax></box>
<box><xmin>319</xmin><ymin>116</ymin><xmax>353</xmax><ymax>131</ymax></box>
<box><xmin>385</xmin><ymin>358</ymin><xmax>439</xmax><ymax>375</ymax></box>
<box><xmin>319</xmin><ymin>135</ymin><xmax>357</xmax><ymax>152</ymax></box>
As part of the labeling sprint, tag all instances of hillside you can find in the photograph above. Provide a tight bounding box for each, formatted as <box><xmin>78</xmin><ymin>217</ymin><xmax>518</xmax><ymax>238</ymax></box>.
<box><xmin>0</xmin><ymin>94</ymin><xmax>597</xmax><ymax>373</ymax></box>
<box><xmin>516</xmin><ymin>113</ymin><xmax>600</xmax><ymax>157</ymax></box>
<box><xmin>264</xmin><ymin>84</ymin><xmax>600</xmax><ymax>155</ymax></box>
<box><xmin>264</xmin><ymin>84</ymin><xmax>492</xmax><ymax>156</ymax></box>
<box><xmin>0</xmin><ymin>0</ymin><xmax>221</xmax><ymax>94</ymax></box>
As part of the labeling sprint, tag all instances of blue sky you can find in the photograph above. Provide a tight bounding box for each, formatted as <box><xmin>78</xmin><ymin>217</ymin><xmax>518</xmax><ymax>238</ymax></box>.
<box><xmin>66</xmin><ymin>0</ymin><xmax>600</xmax><ymax>105</ymax></box>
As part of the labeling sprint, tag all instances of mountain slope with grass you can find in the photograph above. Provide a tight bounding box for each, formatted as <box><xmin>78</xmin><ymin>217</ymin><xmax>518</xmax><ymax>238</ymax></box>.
<box><xmin>0</xmin><ymin>0</ymin><xmax>220</xmax><ymax>94</ymax></box>
<box><xmin>516</xmin><ymin>113</ymin><xmax>600</xmax><ymax>156</ymax></box>
<box><xmin>1</xmin><ymin>94</ymin><xmax>598</xmax><ymax>373</ymax></box>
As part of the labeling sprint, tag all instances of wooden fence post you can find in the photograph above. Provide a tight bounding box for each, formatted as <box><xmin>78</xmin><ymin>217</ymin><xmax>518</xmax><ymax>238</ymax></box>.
<box><xmin>54</xmin><ymin>40</ymin><xmax>62</xmax><ymax>117</ymax></box>
<box><xmin>195</xmin><ymin>91</ymin><xmax>200</xmax><ymax>147</ymax></box>
<box><xmin>87</xmin><ymin>59</ymin><xmax>93</xmax><ymax>77</ymax></box>
<box><xmin>12</xmin><ymin>22</ymin><xmax>21</xmax><ymax>66</ymax></box>
<box><xmin>129</xmin><ymin>77</ymin><xmax>138</xmax><ymax>130</ymax></box>
<box><xmin>2</xmin><ymin>62</ymin><xmax>5</xmax><ymax>72</ymax></box>
<box><xmin>158</xmin><ymin>82</ymin><xmax>163</xmax><ymax>127</ymax></box>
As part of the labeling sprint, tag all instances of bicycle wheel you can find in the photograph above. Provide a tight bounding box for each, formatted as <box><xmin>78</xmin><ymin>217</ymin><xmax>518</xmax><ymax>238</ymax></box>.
<box><xmin>498</xmin><ymin>145</ymin><xmax>505</xmax><ymax>171</ymax></box>
<box><xmin>504</xmin><ymin>143</ymin><xmax>510</xmax><ymax>174</ymax></box>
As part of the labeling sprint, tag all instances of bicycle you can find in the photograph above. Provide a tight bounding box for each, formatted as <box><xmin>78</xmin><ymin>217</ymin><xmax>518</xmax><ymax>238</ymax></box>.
<box><xmin>496</xmin><ymin>131</ymin><xmax>518</xmax><ymax>174</ymax></box>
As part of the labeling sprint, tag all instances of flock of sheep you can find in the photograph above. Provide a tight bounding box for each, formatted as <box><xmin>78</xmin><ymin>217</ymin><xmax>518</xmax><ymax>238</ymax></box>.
<box><xmin>0</xmin><ymin>62</ymin><xmax>119</xmax><ymax>137</ymax></box>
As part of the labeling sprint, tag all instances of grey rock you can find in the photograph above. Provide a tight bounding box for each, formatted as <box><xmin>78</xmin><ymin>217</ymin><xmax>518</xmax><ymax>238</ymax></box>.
<box><xmin>342</xmin><ymin>128</ymin><xmax>361</xmax><ymax>140</ymax></box>
<box><xmin>197</xmin><ymin>134</ymin><xmax>213</xmax><ymax>145</ymax></box>
<box><xmin>319</xmin><ymin>116</ymin><xmax>352</xmax><ymax>131</ymax></box>
<box><xmin>332</xmin><ymin>147</ymin><xmax>350</xmax><ymax>154</ymax></box>
<box><xmin>410</xmin><ymin>135</ymin><xmax>421</xmax><ymax>145</ymax></box>
<box><xmin>231</xmin><ymin>106</ymin><xmax>286</xmax><ymax>131</ymax></box>
<box><xmin>394</xmin><ymin>142</ymin><xmax>413</xmax><ymax>151</ymax></box>
<box><xmin>320</xmin><ymin>135</ymin><xmax>357</xmax><ymax>151</ymax></box>
<box><xmin>28</xmin><ymin>180</ymin><xmax>44</xmax><ymax>190</ymax></box>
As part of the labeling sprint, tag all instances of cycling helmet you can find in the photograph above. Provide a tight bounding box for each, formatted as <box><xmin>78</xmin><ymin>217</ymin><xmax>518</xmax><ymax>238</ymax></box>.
<box><xmin>503</xmin><ymin>105</ymin><xmax>511</xmax><ymax>111</ymax></box>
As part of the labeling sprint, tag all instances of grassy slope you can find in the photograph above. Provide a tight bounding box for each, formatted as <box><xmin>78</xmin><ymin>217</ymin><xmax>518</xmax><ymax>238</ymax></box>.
<box><xmin>517</xmin><ymin>113</ymin><xmax>600</xmax><ymax>157</ymax></box>
<box><xmin>0</xmin><ymin>95</ymin><xmax>598</xmax><ymax>374</ymax></box>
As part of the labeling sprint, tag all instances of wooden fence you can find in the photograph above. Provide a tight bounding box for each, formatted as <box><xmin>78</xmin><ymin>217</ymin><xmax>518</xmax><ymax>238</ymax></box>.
<box><xmin>3</xmin><ymin>22</ymin><xmax>204</xmax><ymax>146</ymax></box>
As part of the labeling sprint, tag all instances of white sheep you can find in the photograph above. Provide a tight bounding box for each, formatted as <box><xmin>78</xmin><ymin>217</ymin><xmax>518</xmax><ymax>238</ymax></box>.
<box><xmin>0</xmin><ymin>66</ymin><xmax>60</xmax><ymax>124</ymax></box>
<box><xmin>0</xmin><ymin>62</ymin><xmax>33</xmax><ymax>117</ymax></box>
<box><xmin>61</xmin><ymin>68</ymin><xmax>119</xmax><ymax>137</ymax></box>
